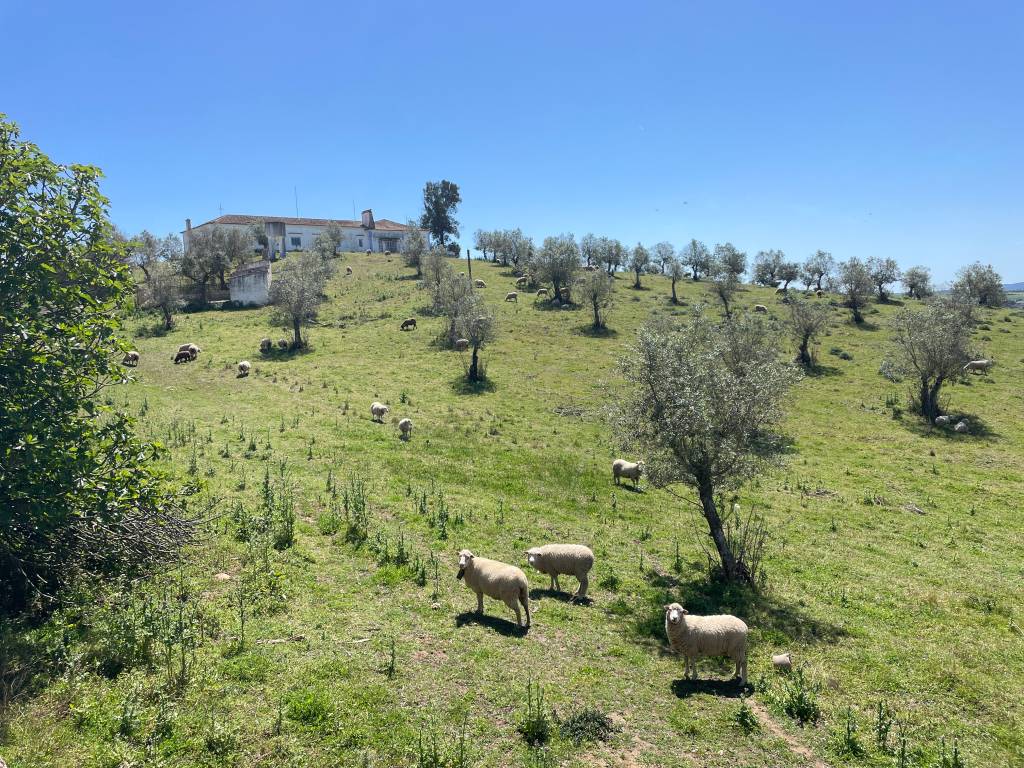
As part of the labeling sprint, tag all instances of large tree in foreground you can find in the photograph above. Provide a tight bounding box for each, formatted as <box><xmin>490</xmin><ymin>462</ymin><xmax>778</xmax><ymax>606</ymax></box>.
<box><xmin>611</xmin><ymin>309</ymin><xmax>800</xmax><ymax>583</ymax></box>
<box><xmin>269</xmin><ymin>251</ymin><xmax>330</xmax><ymax>348</ymax></box>
<box><xmin>0</xmin><ymin>116</ymin><xmax>189</xmax><ymax>616</ymax></box>
<box><xmin>886</xmin><ymin>297</ymin><xmax>976</xmax><ymax>421</ymax></box>
<box><xmin>420</xmin><ymin>179</ymin><xmax>462</xmax><ymax>248</ymax></box>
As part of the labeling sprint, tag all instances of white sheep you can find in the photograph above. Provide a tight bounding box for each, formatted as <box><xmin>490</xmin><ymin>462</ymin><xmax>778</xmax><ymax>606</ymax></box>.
<box><xmin>398</xmin><ymin>417</ymin><xmax>413</xmax><ymax>440</ymax></box>
<box><xmin>954</xmin><ymin>420</ymin><xmax>969</xmax><ymax>433</ymax></box>
<box><xmin>525</xmin><ymin>544</ymin><xmax>594</xmax><ymax>600</ymax></box>
<box><xmin>753</xmin><ymin>304</ymin><xmax>768</xmax><ymax>313</ymax></box>
<box><xmin>963</xmin><ymin>359</ymin><xmax>993</xmax><ymax>374</ymax></box>
<box><xmin>370</xmin><ymin>401</ymin><xmax>390</xmax><ymax>422</ymax></box>
<box><xmin>505</xmin><ymin>291</ymin><xmax>518</xmax><ymax>303</ymax></box>
<box><xmin>664</xmin><ymin>602</ymin><xmax>748</xmax><ymax>685</ymax></box>
<box><xmin>259</xmin><ymin>337</ymin><xmax>272</xmax><ymax>352</ymax></box>
<box><xmin>454</xmin><ymin>338</ymin><xmax>470</xmax><ymax>352</ymax></box>
<box><xmin>345</xmin><ymin>265</ymin><xmax>353</xmax><ymax>276</ymax></box>
<box><xmin>612</xmin><ymin>459</ymin><xmax>643</xmax><ymax>487</ymax></box>
<box><xmin>934</xmin><ymin>415</ymin><xmax>951</xmax><ymax>426</ymax></box>
<box><xmin>122</xmin><ymin>350</ymin><xmax>140</xmax><ymax>366</ymax></box>
<box><xmin>277</xmin><ymin>338</ymin><xmax>289</xmax><ymax>349</ymax></box>
<box><xmin>516</xmin><ymin>276</ymin><xmax>528</xmax><ymax>288</ymax></box>
<box><xmin>536</xmin><ymin>288</ymin><xmax>549</xmax><ymax>298</ymax></box>
<box><xmin>474</xmin><ymin>279</ymin><xmax>486</xmax><ymax>288</ymax></box>
<box><xmin>771</xmin><ymin>652</ymin><xmax>792</xmax><ymax>673</ymax></box>
<box><xmin>457</xmin><ymin>550</ymin><xmax>531</xmax><ymax>628</ymax></box>
<box><xmin>237</xmin><ymin>361</ymin><xmax>251</xmax><ymax>376</ymax></box>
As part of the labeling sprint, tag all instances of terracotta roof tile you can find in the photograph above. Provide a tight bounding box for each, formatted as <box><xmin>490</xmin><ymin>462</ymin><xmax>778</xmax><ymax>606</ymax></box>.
<box><xmin>194</xmin><ymin>214</ymin><xmax>420</xmax><ymax>231</ymax></box>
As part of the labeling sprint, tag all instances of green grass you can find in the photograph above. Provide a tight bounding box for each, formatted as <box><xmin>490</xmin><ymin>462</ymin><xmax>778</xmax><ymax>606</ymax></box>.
<box><xmin>2</xmin><ymin>253</ymin><xmax>1022</xmax><ymax>767</ymax></box>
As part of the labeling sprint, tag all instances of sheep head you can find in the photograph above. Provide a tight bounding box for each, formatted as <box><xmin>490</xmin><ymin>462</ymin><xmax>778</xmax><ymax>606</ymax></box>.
<box><xmin>525</xmin><ymin>548</ymin><xmax>542</xmax><ymax>569</ymax></box>
<box><xmin>664</xmin><ymin>602</ymin><xmax>687</xmax><ymax>625</ymax></box>
<box><xmin>456</xmin><ymin>549</ymin><xmax>474</xmax><ymax>580</ymax></box>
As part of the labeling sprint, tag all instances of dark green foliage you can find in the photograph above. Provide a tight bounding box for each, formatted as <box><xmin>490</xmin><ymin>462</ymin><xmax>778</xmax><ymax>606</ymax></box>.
<box><xmin>0</xmin><ymin>115</ymin><xmax>188</xmax><ymax>617</ymax></box>
<box><xmin>420</xmin><ymin>180</ymin><xmax>462</xmax><ymax>248</ymax></box>
<box><xmin>557</xmin><ymin>706</ymin><xmax>618</xmax><ymax>745</ymax></box>
<box><xmin>733</xmin><ymin>697</ymin><xmax>759</xmax><ymax>734</ymax></box>
<box><xmin>517</xmin><ymin>679</ymin><xmax>551</xmax><ymax>746</ymax></box>
<box><xmin>285</xmin><ymin>686</ymin><xmax>334</xmax><ymax>728</ymax></box>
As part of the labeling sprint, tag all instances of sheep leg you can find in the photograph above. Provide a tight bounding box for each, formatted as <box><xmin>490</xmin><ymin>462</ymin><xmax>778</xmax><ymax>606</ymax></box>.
<box><xmin>553</xmin><ymin>575</ymin><xmax>561</xmax><ymax>592</ymax></box>
<box><xmin>575</xmin><ymin>574</ymin><xmax>588</xmax><ymax>599</ymax></box>
<box><xmin>521</xmin><ymin>590</ymin><xmax>531</xmax><ymax>627</ymax></box>
<box><xmin>476</xmin><ymin>591</ymin><xmax>484</xmax><ymax>615</ymax></box>
<box><xmin>549</xmin><ymin>575</ymin><xmax>556</xmax><ymax>591</ymax></box>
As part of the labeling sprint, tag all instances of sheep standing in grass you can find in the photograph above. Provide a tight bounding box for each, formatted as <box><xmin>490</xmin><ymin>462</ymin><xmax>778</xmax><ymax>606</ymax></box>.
<box><xmin>345</xmin><ymin>265</ymin><xmax>353</xmax><ymax>276</ymax></box>
<box><xmin>474</xmin><ymin>279</ymin><xmax>487</xmax><ymax>288</ymax></box>
<box><xmin>505</xmin><ymin>291</ymin><xmax>518</xmax><ymax>303</ymax></box>
<box><xmin>400</xmin><ymin>317</ymin><xmax>417</xmax><ymax>331</ymax></box>
<box><xmin>753</xmin><ymin>304</ymin><xmax>768</xmax><ymax>313</ymax></box>
<box><xmin>454</xmin><ymin>338</ymin><xmax>469</xmax><ymax>352</ymax></box>
<box><xmin>536</xmin><ymin>288</ymin><xmax>549</xmax><ymax>298</ymax></box>
<box><xmin>178</xmin><ymin>342</ymin><xmax>201</xmax><ymax>360</ymax></box>
<box><xmin>370</xmin><ymin>402</ymin><xmax>390</xmax><ymax>422</ymax></box>
<box><xmin>954</xmin><ymin>420</ymin><xmax>969</xmax><ymax>433</ymax></box>
<box><xmin>664</xmin><ymin>602</ymin><xmax>748</xmax><ymax>685</ymax></box>
<box><xmin>516</xmin><ymin>276</ymin><xmax>528</xmax><ymax>288</ymax></box>
<box><xmin>456</xmin><ymin>550</ymin><xmax>531</xmax><ymax>628</ymax></box>
<box><xmin>259</xmin><ymin>338</ymin><xmax>272</xmax><ymax>353</ymax></box>
<box><xmin>398</xmin><ymin>418</ymin><xmax>413</xmax><ymax>440</ymax></box>
<box><xmin>173</xmin><ymin>350</ymin><xmax>192</xmax><ymax>364</ymax></box>
<box><xmin>934</xmin><ymin>415</ymin><xmax>951</xmax><ymax>426</ymax></box>
<box><xmin>122</xmin><ymin>350</ymin><xmax>140</xmax><ymax>366</ymax></box>
<box><xmin>277</xmin><ymin>338</ymin><xmax>289</xmax><ymax>350</ymax></box>
<box><xmin>525</xmin><ymin>544</ymin><xmax>594</xmax><ymax>600</ymax></box>
<box><xmin>612</xmin><ymin>459</ymin><xmax>643</xmax><ymax>487</ymax></box>
<box><xmin>237</xmin><ymin>361</ymin><xmax>251</xmax><ymax>376</ymax></box>
<box><xmin>963</xmin><ymin>359</ymin><xmax>993</xmax><ymax>374</ymax></box>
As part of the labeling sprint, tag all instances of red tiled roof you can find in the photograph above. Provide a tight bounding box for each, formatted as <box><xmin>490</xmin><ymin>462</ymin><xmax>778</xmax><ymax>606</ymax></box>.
<box><xmin>193</xmin><ymin>214</ymin><xmax>420</xmax><ymax>231</ymax></box>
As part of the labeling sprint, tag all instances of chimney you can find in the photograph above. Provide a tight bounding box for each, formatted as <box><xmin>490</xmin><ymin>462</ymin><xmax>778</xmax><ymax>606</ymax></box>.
<box><xmin>361</xmin><ymin>209</ymin><xmax>375</xmax><ymax>229</ymax></box>
<box><xmin>184</xmin><ymin>218</ymin><xmax>192</xmax><ymax>253</ymax></box>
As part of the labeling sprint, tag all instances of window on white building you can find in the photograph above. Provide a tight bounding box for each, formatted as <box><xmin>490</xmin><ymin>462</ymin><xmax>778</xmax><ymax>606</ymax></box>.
<box><xmin>358</xmin><ymin>237</ymin><xmax>363</xmax><ymax>248</ymax></box>
<box><xmin>290</xmin><ymin>236</ymin><xmax>301</xmax><ymax>248</ymax></box>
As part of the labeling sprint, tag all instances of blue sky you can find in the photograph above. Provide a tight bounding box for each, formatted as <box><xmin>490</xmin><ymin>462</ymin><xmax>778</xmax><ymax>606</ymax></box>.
<box><xmin>4</xmin><ymin>1</ymin><xmax>1021</xmax><ymax>283</ymax></box>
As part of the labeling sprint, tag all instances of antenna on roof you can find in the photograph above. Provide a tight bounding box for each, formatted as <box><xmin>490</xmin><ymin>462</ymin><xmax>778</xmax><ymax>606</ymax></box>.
<box><xmin>218</xmin><ymin>203</ymin><xmax>223</xmax><ymax>216</ymax></box>
<box><xmin>294</xmin><ymin>187</ymin><xmax>299</xmax><ymax>217</ymax></box>
<box><xmin>352</xmin><ymin>200</ymin><xmax>356</xmax><ymax>220</ymax></box>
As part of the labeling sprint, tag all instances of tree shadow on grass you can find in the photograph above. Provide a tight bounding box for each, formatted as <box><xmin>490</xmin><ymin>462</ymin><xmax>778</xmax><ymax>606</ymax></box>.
<box><xmin>802</xmin><ymin>363</ymin><xmax>842</xmax><ymax>378</ymax></box>
<box><xmin>259</xmin><ymin>345</ymin><xmax>312</xmax><ymax>362</ymax></box>
<box><xmin>450</xmin><ymin>375</ymin><xmax>497</xmax><ymax>396</ymax></box>
<box><xmin>671</xmin><ymin>677</ymin><xmax>751</xmax><ymax>699</ymax></box>
<box><xmin>627</xmin><ymin>572</ymin><xmax>847</xmax><ymax>654</ymax></box>
<box><xmin>903</xmin><ymin>410</ymin><xmax>999</xmax><ymax>441</ymax></box>
<box><xmin>394</xmin><ymin>273</ymin><xmax>422</xmax><ymax>282</ymax></box>
<box><xmin>533</xmin><ymin>300</ymin><xmax>581</xmax><ymax>312</ymax></box>
<box><xmin>455</xmin><ymin>611</ymin><xmax>528</xmax><ymax>637</ymax></box>
<box><xmin>575</xmin><ymin>325</ymin><xmax>619</xmax><ymax>339</ymax></box>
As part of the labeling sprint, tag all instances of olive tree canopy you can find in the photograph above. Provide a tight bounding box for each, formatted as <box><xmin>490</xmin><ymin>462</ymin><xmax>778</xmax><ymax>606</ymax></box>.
<box><xmin>610</xmin><ymin>309</ymin><xmax>800</xmax><ymax>582</ymax></box>
<box><xmin>536</xmin><ymin>233</ymin><xmax>580</xmax><ymax>301</ymax></box>
<box><xmin>902</xmin><ymin>266</ymin><xmax>934</xmax><ymax>299</ymax></box>
<box><xmin>628</xmin><ymin>243</ymin><xmax>651</xmax><ymax>288</ymax></box>
<box><xmin>577</xmin><ymin>268</ymin><xmax>615</xmax><ymax>329</ymax></box>
<box><xmin>801</xmin><ymin>250</ymin><xmax>834</xmax><ymax>291</ymax></box>
<box><xmin>838</xmin><ymin>257</ymin><xmax>874</xmax><ymax>323</ymax></box>
<box><xmin>952</xmin><ymin>262</ymin><xmax>1005</xmax><ymax>308</ymax></box>
<box><xmin>269</xmin><ymin>251</ymin><xmax>330</xmax><ymax>348</ymax></box>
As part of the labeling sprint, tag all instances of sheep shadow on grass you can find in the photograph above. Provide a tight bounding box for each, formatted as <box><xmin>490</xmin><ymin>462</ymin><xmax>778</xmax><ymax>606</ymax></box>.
<box><xmin>670</xmin><ymin>677</ymin><xmax>751</xmax><ymax>699</ymax></box>
<box><xmin>528</xmin><ymin>588</ymin><xmax>594</xmax><ymax>607</ymax></box>
<box><xmin>455</xmin><ymin>611</ymin><xmax>529</xmax><ymax>638</ymax></box>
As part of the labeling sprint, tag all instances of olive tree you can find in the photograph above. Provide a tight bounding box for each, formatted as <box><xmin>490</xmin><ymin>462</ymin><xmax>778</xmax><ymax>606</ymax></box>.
<box><xmin>178</xmin><ymin>226</ymin><xmax>227</xmax><ymax>306</ymax></box>
<box><xmin>401</xmin><ymin>224</ymin><xmax>428</xmax><ymax>276</ymax></box>
<box><xmin>838</xmin><ymin>257</ymin><xmax>874</xmax><ymax>323</ymax></box>
<box><xmin>578</xmin><ymin>269</ymin><xmax>615</xmax><ymax>329</ymax></box>
<box><xmin>714</xmin><ymin>242</ymin><xmax>747</xmax><ymax>279</ymax></box>
<box><xmin>421</xmin><ymin>249</ymin><xmax>449</xmax><ymax>288</ymax></box>
<box><xmin>610</xmin><ymin>309</ymin><xmax>800</xmax><ymax>583</ymax></box>
<box><xmin>430</xmin><ymin>266</ymin><xmax>474</xmax><ymax>344</ymax></box>
<box><xmin>536</xmin><ymin>234</ymin><xmax>580</xmax><ymax>302</ymax></box>
<box><xmin>952</xmin><ymin>262</ymin><xmax>1005</xmax><ymax>308</ymax></box>
<box><xmin>708</xmin><ymin>260</ymin><xmax>740</xmax><ymax>318</ymax></box>
<box><xmin>128</xmin><ymin>230</ymin><xmax>160</xmax><ymax>281</ymax></box>
<box><xmin>902</xmin><ymin>266</ymin><xmax>934</xmax><ymax>299</ymax></box>
<box><xmin>579</xmin><ymin>233</ymin><xmax>601</xmax><ymax>269</ymax></box>
<box><xmin>786</xmin><ymin>295</ymin><xmax>831</xmax><ymax>367</ymax></box>
<box><xmin>778</xmin><ymin>260</ymin><xmax>799</xmax><ymax>290</ymax></box>
<box><xmin>802</xmin><ymin>250</ymin><xmax>834</xmax><ymax>291</ymax></box>
<box><xmin>140</xmin><ymin>261</ymin><xmax>182</xmax><ymax>330</ymax></box>
<box><xmin>269</xmin><ymin>251</ymin><xmax>330</xmax><ymax>348</ymax></box>
<box><xmin>600</xmin><ymin>238</ymin><xmax>625</xmax><ymax>275</ymax></box>
<box><xmin>455</xmin><ymin>292</ymin><xmax>496</xmax><ymax>382</ymax></box>
<box><xmin>1</xmin><ymin>116</ymin><xmax>190</xmax><ymax>616</ymax></box>
<box><xmin>681</xmin><ymin>239</ymin><xmax>712</xmax><ymax>280</ymax></box>
<box><xmin>885</xmin><ymin>297</ymin><xmax>976</xmax><ymax>420</ymax></box>
<box><xmin>652</xmin><ymin>241</ymin><xmax>675</xmax><ymax>274</ymax></box>
<box><xmin>667</xmin><ymin>257</ymin><xmax>685</xmax><ymax>304</ymax></box>
<box><xmin>628</xmin><ymin>243</ymin><xmax>651</xmax><ymax>288</ymax></box>
<box><xmin>867</xmin><ymin>256</ymin><xmax>901</xmax><ymax>301</ymax></box>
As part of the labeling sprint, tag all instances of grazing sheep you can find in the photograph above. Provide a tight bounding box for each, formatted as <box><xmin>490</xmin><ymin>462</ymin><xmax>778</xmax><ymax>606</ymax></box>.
<box><xmin>772</xmin><ymin>652</ymin><xmax>793</xmax><ymax>673</ymax></box>
<box><xmin>963</xmin><ymin>359</ymin><xmax>993</xmax><ymax>374</ymax></box>
<box><xmin>457</xmin><ymin>550</ymin><xmax>531</xmax><ymax>628</ymax></box>
<box><xmin>173</xmin><ymin>350</ymin><xmax>192</xmax><ymax>364</ymax></box>
<box><xmin>816</xmin><ymin>290</ymin><xmax>824</xmax><ymax>297</ymax></box>
<box><xmin>753</xmin><ymin>304</ymin><xmax>768</xmax><ymax>313</ymax></box>
<box><xmin>176</xmin><ymin>342</ymin><xmax>201</xmax><ymax>360</ymax></box>
<box><xmin>454</xmin><ymin>338</ymin><xmax>469</xmax><ymax>352</ymax></box>
<box><xmin>277</xmin><ymin>338</ymin><xmax>289</xmax><ymax>350</ymax></box>
<box><xmin>400</xmin><ymin>317</ymin><xmax>417</xmax><ymax>331</ymax></box>
<box><xmin>664</xmin><ymin>602</ymin><xmax>748</xmax><ymax>685</ymax></box>
<box><xmin>474</xmin><ymin>279</ymin><xmax>486</xmax><ymax>288</ymax></box>
<box><xmin>525</xmin><ymin>544</ymin><xmax>594</xmax><ymax>600</ymax></box>
<box><xmin>505</xmin><ymin>291</ymin><xmax>518</xmax><ymax>303</ymax></box>
<box><xmin>365</xmin><ymin>249</ymin><xmax>372</xmax><ymax>256</ymax></box>
<box><xmin>259</xmin><ymin>337</ymin><xmax>272</xmax><ymax>353</ymax></box>
<box><xmin>516</xmin><ymin>276</ymin><xmax>528</xmax><ymax>288</ymax></box>
<box><xmin>122</xmin><ymin>350</ymin><xmax>140</xmax><ymax>366</ymax></box>
<box><xmin>612</xmin><ymin>459</ymin><xmax>643</xmax><ymax>487</ymax></box>
<box><xmin>954</xmin><ymin>420</ymin><xmax>969</xmax><ymax>433</ymax></box>
<box><xmin>398</xmin><ymin>417</ymin><xmax>413</xmax><ymax>440</ymax></box>
<box><xmin>237</xmin><ymin>360</ymin><xmax>251</xmax><ymax>376</ymax></box>
<box><xmin>934</xmin><ymin>415</ymin><xmax>951</xmax><ymax>426</ymax></box>
<box><xmin>345</xmin><ymin>265</ymin><xmax>353</xmax><ymax>276</ymax></box>
<box><xmin>177</xmin><ymin>343</ymin><xmax>193</xmax><ymax>354</ymax></box>
<box><xmin>370</xmin><ymin>401</ymin><xmax>390</xmax><ymax>422</ymax></box>
<box><xmin>536</xmin><ymin>288</ymin><xmax>549</xmax><ymax>298</ymax></box>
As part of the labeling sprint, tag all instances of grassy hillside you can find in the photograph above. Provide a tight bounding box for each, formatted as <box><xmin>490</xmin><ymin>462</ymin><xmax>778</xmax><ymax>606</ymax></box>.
<box><xmin>3</xmin><ymin>253</ymin><xmax>1022</xmax><ymax>768</ymax></box>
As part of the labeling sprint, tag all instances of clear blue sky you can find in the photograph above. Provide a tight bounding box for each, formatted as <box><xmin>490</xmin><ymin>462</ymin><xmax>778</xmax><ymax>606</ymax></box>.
<box><xmin>4</xmin><ymin>1</ymin><xmax>1021</xmax><ymax>283</ymax></box>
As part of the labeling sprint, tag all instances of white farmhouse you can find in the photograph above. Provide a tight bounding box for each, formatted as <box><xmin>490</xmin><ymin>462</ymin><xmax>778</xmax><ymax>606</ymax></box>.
<box><xmin>183</xmin><ymin>209</ymin><xmax>426</xmax><ymax>259</ymax></box>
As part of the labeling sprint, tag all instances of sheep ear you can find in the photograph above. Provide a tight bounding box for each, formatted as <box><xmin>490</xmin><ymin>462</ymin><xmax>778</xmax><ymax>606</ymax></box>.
<box><xmin>663</xmin><ymin>604</ymin><xmax>671</xmax><ymax>611</ymax></box>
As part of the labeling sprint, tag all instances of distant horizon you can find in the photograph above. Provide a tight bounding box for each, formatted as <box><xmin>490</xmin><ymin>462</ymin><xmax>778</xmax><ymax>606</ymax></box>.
<box><xmin>4</xmin><ymin>0</ymin><xmax>1021</xmax><ymax>284</ymax></box>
